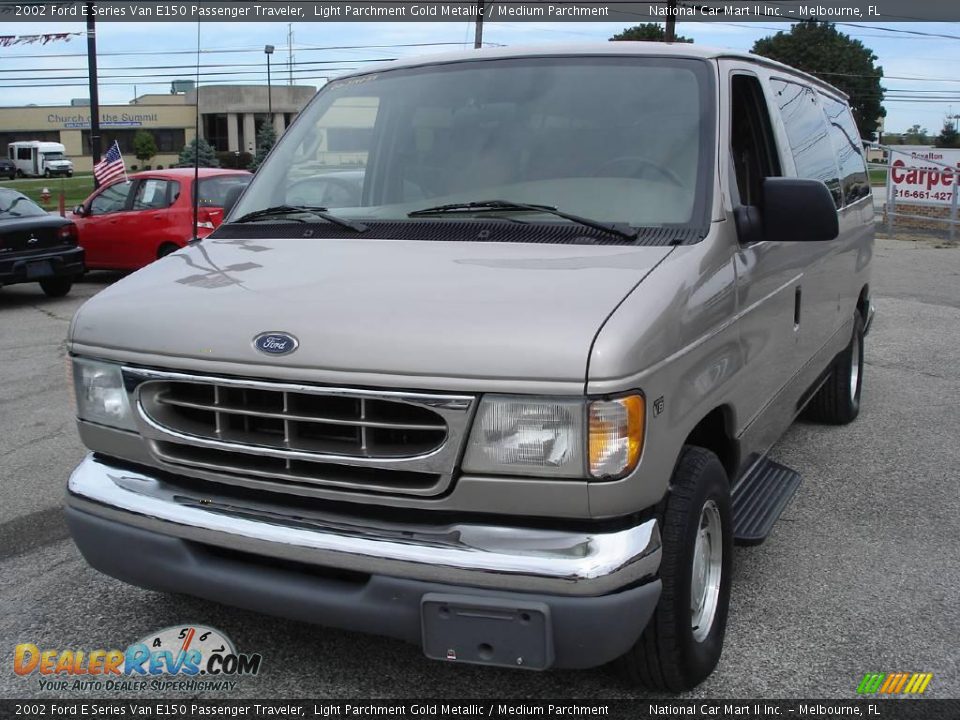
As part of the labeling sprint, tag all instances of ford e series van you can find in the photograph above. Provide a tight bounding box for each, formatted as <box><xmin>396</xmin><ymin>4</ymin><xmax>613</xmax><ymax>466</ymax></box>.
<box><xmin>66</xmin><ymin>44</ymin><xmax>874</xmax><ymax>690</ymax></box>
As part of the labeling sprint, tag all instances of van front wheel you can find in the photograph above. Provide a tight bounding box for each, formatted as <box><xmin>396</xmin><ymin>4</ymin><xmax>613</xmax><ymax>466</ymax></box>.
<box><xmin>620</xmin><ymin>446</ymin><xmax>732</xmax><ymax>691</ymax></box>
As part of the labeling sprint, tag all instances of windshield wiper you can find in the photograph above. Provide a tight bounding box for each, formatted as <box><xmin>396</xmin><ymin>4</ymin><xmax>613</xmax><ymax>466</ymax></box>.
<box><xmin>232</xmin><ymin>205</ymin><xmax>368</xmax><ymax>233</ymax></box>
<box><xmin>408</xmin><ymin>200</ymin><xmax>638</xmax><ymax>241</ymax></box>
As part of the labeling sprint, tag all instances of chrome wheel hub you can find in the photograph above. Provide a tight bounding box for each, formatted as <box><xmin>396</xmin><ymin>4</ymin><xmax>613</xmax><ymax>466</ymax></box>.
<box><xmin>690</xmin><ymin>499</ymin><xmax>723</xmax><ymax>643</ymax></box>
<box><xmin>850</xmin><ymin>333</ymin><xmax>861</xmax><ymax>399</ymax></box>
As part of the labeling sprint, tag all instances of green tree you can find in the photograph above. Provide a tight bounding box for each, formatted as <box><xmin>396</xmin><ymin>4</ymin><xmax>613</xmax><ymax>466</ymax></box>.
<box><xmin>934</xmin><ymin>120</ymin><xmax>959</xmax><ymax>149</ymax></box>
<box><xmin>249</xmin><ymin>122</ymin><xmax>277</xmax><ymax>172</ymax></box>
<box><xmin>903</xmin><ymin>124</ymin><xmax>929</xmax><ymax>145</ymax></box>
<box><xmin>610</xmin><ymin>23</ymin><xmax>693</xmax><ymax>43</ymax></box>
<box><xmin>178</xmin><ymin>137</ymin><xmax>219</xmax><ymax>168</ymax></box>
<box><xmin>752</xmin><ymin>21</ymin><xmax>885</xmax><ymax>139</ymax></box>
<box><xmin>132</xmin><ymin>130</ymin><xmax>158</xmax><ymax>164</ymax></box>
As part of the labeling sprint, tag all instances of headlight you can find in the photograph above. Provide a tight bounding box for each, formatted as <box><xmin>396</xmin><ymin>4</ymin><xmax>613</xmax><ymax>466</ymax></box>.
<box><xmin>462</xmin><ymin>394</ymin><xmax>645</xmax><ymax>479</ymax></box>
<box><xmin>462</xmin><ymin>396</ymin><xmax>585</xmax><ymax>477</ymax></box>
<box><xmin>72</xmin><ymin>357</ymin><xmax>136</xmax><ymax>431</ymax></box>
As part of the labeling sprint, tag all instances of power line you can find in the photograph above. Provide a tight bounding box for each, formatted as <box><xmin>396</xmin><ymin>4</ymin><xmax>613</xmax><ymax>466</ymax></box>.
<box><xmin>0</xmin><ymin>40</ymin><xmax>502</xmax><ymax>60</ymax></box>
<box><xmin>0</xmin><ymin>57</ymin><xmax>395</xmax><ymax>73</ymax></box>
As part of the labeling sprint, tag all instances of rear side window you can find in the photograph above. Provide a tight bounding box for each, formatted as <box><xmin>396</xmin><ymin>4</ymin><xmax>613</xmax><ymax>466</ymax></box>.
<box><xmin>818</xmin><ymin>94</ymin><xmax>870</xmax><ymax>205</ymax></box>
<box><xmin>132</xmin><ymin>179</ymin><xmax>177</xmax><ymax>210</ymax></box>
<box><xmin>197</xmin><ymin>175</ymin><xmax>252</xmax><ymax>206</ymax></box>
<box><xmin>17</xmin><ymin>147</ymin><xmax>31</xmax><ymax>160</ymax></box>
<box><xmin>769</xmin><ymin>79</ymin><xmax>842</xmax><ymax>208</ymax></box>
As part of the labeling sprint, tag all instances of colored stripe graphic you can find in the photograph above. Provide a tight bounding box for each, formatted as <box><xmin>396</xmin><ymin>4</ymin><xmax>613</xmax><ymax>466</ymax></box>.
<box><xmin>857</xmin><ymin>673</ymin><xmax>886</xmax><ymax>694</ymax></box>
<box><xmin>857</xmin><ymin>672</ymin><xmax>932</xmax><ymax>694</ymax></box>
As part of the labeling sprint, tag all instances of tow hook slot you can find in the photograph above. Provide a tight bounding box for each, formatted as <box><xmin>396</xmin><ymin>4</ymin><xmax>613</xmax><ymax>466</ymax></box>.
<box><xmin>421</xmin><ymin>594</ymin><xmax>553</xmax><ymax>670</ymax></box>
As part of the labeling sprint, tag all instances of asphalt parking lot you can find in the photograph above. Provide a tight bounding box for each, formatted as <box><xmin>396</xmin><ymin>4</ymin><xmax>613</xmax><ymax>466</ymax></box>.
<box><xmin>1</xmin><ymin>237</ymin><xmax>957</xmax><ymax>700</ymax></box>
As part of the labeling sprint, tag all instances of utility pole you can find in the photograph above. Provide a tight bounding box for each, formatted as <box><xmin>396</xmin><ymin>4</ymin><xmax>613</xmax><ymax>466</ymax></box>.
<box><xmin>86</xmin><ymin>2</ymin><xmax>102</xmax><ymax>188</ymax></box>
<box><xmin>287</xmin><ymin>23</ymin><xmax>294</xmax><ymax>86</ymax></box>
<box><xmin>474</xmin><ymin>0</ymin><xmax>484</xmax><ymax>49</ymax></box>
<box><xmin>665</xmin><ymin>0</ymin><xmax>677</xmax><ymax>42</ymax></box>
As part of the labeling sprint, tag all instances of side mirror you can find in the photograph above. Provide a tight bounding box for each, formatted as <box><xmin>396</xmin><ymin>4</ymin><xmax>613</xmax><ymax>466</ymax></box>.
<box><xmin>222</xmin><ymin>185</ymin><xmax>243</xmax><ymax>220</ymax></box>
<box><xmin>73</xmin><ymin>205</ymin><xmax>85</xmax><ymax>216</ymax></box>
<box><xmin>762</xmin><ymin>177</ymin><xmax>839</xmax><ymax>243</ymax></box>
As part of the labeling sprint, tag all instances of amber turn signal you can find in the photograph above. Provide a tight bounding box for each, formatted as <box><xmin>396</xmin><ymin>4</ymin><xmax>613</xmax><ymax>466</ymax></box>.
<box><xmin>588</xmin><ymin>395</ymin><xmax>645</xmax><ymax>478</ymax></box>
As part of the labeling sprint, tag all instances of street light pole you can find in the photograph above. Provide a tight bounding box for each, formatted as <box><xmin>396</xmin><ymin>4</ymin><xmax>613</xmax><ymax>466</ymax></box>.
<box><xmin>665</xmin><ymin>0</ymin><xmax>677</xmax><ymax>42</ymax></box>
<box><xmin>265</xmin><ymin>45</ymin><xmax>274</xmax><ymax>116</ymax></box>
<box><xmin>85</xmin><ymin>3</ymin><xmax>102</xmax><ymax>188</ymax></box>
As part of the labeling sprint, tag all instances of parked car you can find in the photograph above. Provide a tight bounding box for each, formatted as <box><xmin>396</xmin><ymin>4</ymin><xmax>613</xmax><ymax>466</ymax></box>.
<box><xmin>65</xmin><ymin>44</ymin><xmax>874</xmax><ymax>690</ymax></box>
<box><xmin>0</xmin><ymin>188</ymin><xmax>83</xmax><ymax>296</ymax></box>
<box><xmin>71</xmin><ymin>168</ymin><xmax>252</xmax><ymax>270</ymax></box>
<box><xmin>0</xmin><ymin>158</ymin><xmax>16</xmax><ymax>180</ymax></box>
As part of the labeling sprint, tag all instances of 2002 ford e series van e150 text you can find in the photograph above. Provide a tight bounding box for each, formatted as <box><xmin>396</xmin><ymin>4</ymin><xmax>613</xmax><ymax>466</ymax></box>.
<box><xmin>65</xmin><ymin>43</ymin><xmax>874</xmax><ymax>690</ymax></box>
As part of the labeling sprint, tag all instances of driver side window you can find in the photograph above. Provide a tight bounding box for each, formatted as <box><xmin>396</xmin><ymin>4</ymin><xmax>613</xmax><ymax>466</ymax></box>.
<box><xmin>90</xmin><ymin>180</ymin><xmax>133</xmax><ymax>216</ymax></box>
<box><xmin>730</xmin><ymin>74</ymin><xmax>781</xmax><ymax>208</ymax></box>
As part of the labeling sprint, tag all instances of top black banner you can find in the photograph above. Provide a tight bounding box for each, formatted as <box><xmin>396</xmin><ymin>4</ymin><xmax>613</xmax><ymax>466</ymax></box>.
<box><xmin>0</xmin><ymin>0</ymin><xmax>958</xmax><ymax>23</ymax></box>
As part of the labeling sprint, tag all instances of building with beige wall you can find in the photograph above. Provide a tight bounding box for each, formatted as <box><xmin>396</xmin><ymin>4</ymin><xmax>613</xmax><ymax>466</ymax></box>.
<box><xmin>0</xmin><ymin>84</ymin><xmax>316</xmax><ymax>174</ymax></box>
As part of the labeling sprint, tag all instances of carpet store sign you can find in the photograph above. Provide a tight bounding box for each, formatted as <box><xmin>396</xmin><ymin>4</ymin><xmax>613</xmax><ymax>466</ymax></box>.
<box><xmin>890</xmin><ymin>148</ymin><xmax>960</xmax><ymax>207</ymax></box>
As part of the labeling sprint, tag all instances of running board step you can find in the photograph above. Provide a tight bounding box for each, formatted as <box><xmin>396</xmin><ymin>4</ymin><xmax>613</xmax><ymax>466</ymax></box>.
<box><xmin>732</xmin><ymin>458</ymin><xmax>802</xmax><ymax>545</ymax></box>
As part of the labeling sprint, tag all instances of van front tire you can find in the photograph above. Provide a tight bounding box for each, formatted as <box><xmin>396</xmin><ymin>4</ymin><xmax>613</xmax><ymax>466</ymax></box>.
<box><xmin>620</xmin><ymin>446</ymin><xmax>732</xmax><ymax>691</ymax></box>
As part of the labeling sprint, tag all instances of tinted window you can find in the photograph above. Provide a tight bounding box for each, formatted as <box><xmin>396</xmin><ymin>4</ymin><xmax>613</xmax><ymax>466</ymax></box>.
<box><xmin>90</xmin><ymin>181</ymin><xmax>134</xmax><ymax>215</ymax></box>
<box><xmin>0</xmin><ymin>188</ymin><xmax>46</xmax><ymax>218</ymax></box>
<box><xmin>17</xmin><ymin>147</ymin><xmax>31</xmax><ymax>160</ymax></box>
<box><xmin>132</xmin><ymin>179</ymin><xmax>177</xmax><ymax>210</ymax></box>
<box><xmin>197</xmin><ymin>175</ymin><xmax>252</xmax><ymax>206</ymax></box>
<box><xmin>770</xmin><ymin>79</ymin><xmax>842</xmax><ymax>208</ymax></box>
<box><xmin>818</xmin><ymin>93</ymin><xmax>870</xmax><ymax>205</ymax></box>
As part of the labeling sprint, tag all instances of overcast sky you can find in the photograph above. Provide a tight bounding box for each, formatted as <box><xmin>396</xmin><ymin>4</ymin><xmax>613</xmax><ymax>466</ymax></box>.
<box><xmin>2</xmin><ymin>19</ymin><xmax>958</xmax><ymax>133</ymax></box>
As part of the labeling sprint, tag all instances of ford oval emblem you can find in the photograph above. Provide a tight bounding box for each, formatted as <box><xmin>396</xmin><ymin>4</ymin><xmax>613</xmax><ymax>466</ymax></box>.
<box><xmin>253</xmin><ymin>332</ymin><xmax>299</xmax><ymax>356</ymax></box>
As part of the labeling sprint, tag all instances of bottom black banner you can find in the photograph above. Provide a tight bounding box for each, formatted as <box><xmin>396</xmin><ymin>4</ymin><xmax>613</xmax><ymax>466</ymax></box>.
<box><xmin>2</xmin><ymin>700</ymin><xmax>960</xmax><ymax>720</ymax></box>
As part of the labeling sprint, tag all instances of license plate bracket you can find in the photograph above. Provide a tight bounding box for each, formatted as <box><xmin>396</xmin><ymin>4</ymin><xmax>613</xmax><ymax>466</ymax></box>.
<box><xmin>421</xmin><ymin>594</ymin><xmax>553</xmax><ymax>670</ymax></box>
<box><xmin>26</xmin><ymin>261</ymin><xmax>53</xmax><ymax>279</ymax></box>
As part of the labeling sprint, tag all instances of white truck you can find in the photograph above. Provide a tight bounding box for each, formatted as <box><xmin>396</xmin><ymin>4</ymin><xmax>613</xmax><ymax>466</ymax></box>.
<box><xmin>8</xmin><ymin>141</ymin><xmax>74</xmax><ymax>178</ymax></box>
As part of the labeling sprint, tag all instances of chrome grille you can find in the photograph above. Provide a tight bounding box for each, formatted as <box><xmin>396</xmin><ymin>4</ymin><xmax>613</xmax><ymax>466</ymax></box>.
<box><xmin>126</xmin><ymin>367</ymin><xmax>475</xmax><ymax>497</ymax></box>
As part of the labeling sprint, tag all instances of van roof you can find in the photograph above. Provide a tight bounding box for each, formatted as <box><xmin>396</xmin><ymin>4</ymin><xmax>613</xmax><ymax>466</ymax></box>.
<box><xmin>8</xmin><ymin>141</ymin><xmax>65</xmax><ymax>148</ymax></box>
<box><xmin>334</xmin><ymin>42</ymin><xmax>847</xmax><ymax>100</ymax></box>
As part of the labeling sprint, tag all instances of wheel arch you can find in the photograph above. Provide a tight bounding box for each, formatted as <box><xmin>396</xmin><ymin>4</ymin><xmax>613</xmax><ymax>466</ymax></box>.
<box><xmin>682</xmin><ymin>405</ymin><xmax>739</xmax><ymax>480</ymax></box>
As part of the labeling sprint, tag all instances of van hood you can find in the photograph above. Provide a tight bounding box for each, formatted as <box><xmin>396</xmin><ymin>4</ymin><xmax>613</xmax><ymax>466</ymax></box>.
<box><xmin>71</xmin><ymin>238</ymin><xmax>670</xmax><ymax>384</ymax></box>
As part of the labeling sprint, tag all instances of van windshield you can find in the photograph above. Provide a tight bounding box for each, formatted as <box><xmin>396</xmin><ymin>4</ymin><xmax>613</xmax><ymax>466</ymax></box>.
<box><xmin>233</xmin><ymin>56</ymin><xmax>713</xmax><ymax>233</ymax></box>
<box><xmin>42</xmin><ymin>152</ymin><xmax>65</xmax><ymax>161</ymax></box>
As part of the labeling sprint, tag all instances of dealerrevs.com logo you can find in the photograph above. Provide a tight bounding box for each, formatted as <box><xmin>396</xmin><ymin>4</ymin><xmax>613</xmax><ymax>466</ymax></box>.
<box><xmin>14</xmin><ymin>625</ymin><xmax>262</xmax><ymax>693</ymax></box>
<box><xmin>856</xmin><ymin>672</ymin><xmax>933</xmax><ymax>695</ymax></box>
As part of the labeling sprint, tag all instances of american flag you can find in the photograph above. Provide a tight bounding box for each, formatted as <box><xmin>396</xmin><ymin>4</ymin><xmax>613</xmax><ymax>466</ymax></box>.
<box><xmin>94</xmin><ymin>140</ymin><xmax>126</xmax><ymax>185</ymax></box>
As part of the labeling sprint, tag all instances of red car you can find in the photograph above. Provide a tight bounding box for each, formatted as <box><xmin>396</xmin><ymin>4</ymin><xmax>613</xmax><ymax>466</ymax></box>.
<box><xmin>71</xmin><ymin>168</ymin><xmax>251</xmax><ymax>270</ymax></box>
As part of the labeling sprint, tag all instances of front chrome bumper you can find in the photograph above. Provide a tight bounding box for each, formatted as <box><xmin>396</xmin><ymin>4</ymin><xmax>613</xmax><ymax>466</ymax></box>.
<box><xmin>67</xmin><ymin>454</ymin><xmax>661</xmax><ymax>597</ymax></box>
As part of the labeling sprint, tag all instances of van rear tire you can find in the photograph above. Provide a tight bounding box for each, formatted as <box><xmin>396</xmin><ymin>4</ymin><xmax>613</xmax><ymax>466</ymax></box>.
<box><xmin>619</xmin><ymin>446</ymin><xmax>732</xmax><ymax>691</ymax></box>
<box><xmin>803</xmin><ymin>313</ymin><xmax>864</xmax><ymax>425</ymax></box>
